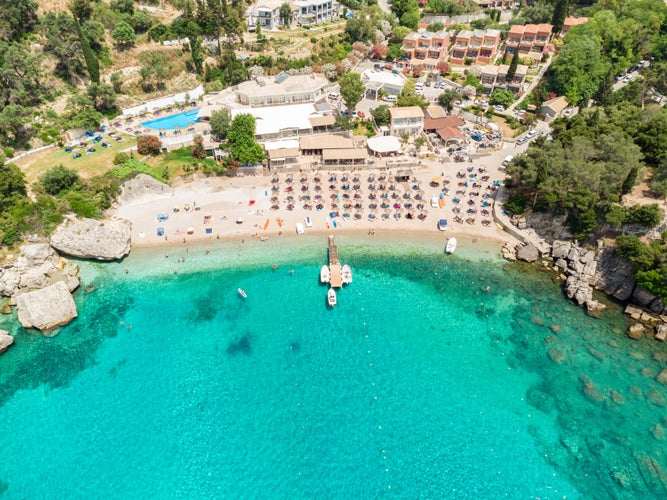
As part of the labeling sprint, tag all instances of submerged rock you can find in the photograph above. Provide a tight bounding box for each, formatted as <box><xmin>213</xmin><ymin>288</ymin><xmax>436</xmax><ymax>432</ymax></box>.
<box><xmin>50</xmin><ymin>217</ymin><xmax>131</xmax><ymax>261</ymax></box>
<box><xmin>656</xmin><ymin>368</ymin><xmax>667</xmax><ymax>386</ymax></box>
<box><xmin>647</xmin><ymin>389</ymin><xmax>666</xmax><ymax>407</ymax></box>
<box><xmin>650</xmin><ymin>423</ymin><xmax>666</xmax><ymax>441</ymax></box>
<box><xmin>15</xmin><ymin>282</ymin><xmax>78</xmax><ymax>332</ymax></box>
<box><xmin>548</xmin><ymin>347</ymin><xmax>565</xmax><ymax>364</ymax></box>
<box><xmin>609</xmin><ymin>389</ymin><xmax>625</xmax><ymax>405</ymax></box>
<box><xmin>655</xmin><ymin>324</ymin><xmax>667</xmax><ymax>342</ymax></box>
<box><xmin>0</xmin><ymin>329</ymin><xmax>13</xmax><ymax>354</ymax></box>
<box><xmin>627</xmin><ymin>323</ymin><xmax>645</xmax><ymax>340</ymax></box>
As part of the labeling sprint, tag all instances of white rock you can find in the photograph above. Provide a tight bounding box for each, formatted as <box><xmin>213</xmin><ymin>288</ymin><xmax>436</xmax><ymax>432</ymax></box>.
<box><xmin>16</xmin><ymin>282</ymin><xmax>78</xmax><ymax>332</ymax></box>
<box><xmin>0</xmin><ymin>329</ymin><xmax>13</xmax><ymax>354</ymax></box>
<box><xmin>50</xmin><ymin>217</ymin><xmax>131</xmax><ymax>261</ymax></box>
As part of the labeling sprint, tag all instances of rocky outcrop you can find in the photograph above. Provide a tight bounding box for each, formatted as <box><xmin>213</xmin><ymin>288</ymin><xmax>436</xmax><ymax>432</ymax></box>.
<box><xmin>552</xmin><ymin>240</ymin><xmax>606</xmax><ymax>314</ymax></box>
<box><xmin>117</xmin><ymin>173</ymin><xmax>173</xmax><ymax>205</ymax></box>
<box><xmin>592</xmin><ymin>246</ymin><xmax>636</xmax><ymax>301</ymax></box>
<box><xmin>16</xmin><ymin>282</ymin><xmax>77</xmax><ymax>332</ymax></box>
<box><xmin>0</xmin><ymin>329</ymin><xmax>13</xmax><ymax>354</ymax></box>
<box><xmin>517</xmin><ymin>243</ymin><xmax>539</xmax><ymax>262</ymax></box>
<box><xmin>0</xmin><ymin>244</ymin><xmax>79</xmax><ymax>297</ymax></box>
<box><xmin>50</xmin><ymin>217</ymin><xmax>131</xmax><ymax>261</ymax></box>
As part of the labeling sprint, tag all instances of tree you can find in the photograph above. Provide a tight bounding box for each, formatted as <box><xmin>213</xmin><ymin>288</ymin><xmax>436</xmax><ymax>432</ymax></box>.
<box><xmin>41</xmin><ymin>12</ymin><xmax>87</xmax><ymax>82</ymax></box>
<box><xmin>41</xmin><ymin>166</ymin><xmax>80</xmax><ymax>195</ymax></box>
<box><xmin>279</xmin><ymin>2</ymin><xmax>292</xmax><ymax>26</ymax></box>
<box><xmin>0</xmin><ymin>104</ymin><xmax>31</xmax><ymax>148</ymax></box>
<box><xmin>0</xmin><ymin>163</ymin><xmax>27</xmax><ymax>212</ymax></box>
<box><xmin>490</xmin><ymin>89</ymin><xmax>515</xmax><ymax>108</ymax></box>
<box><xmin>227</xmin><ymin>114</ymin><xmax>265</xmax><ymax>165</ymax></box>
<box><xmin>87</xmin><ymin>83</ymin><xmax>118</xmax><ymax>114</ymax></box>
<box><xmin>523</xmin><ymin>1</ymin><xmax>554</xmax><ymax>24</ymax></box>
<box><xmin>438</xmin><ymin>89</ymin><xmax>462</xmax><ymax>112</ymax></box>
<box><xmin>0</xmin><ymin>0</ymin><xmax>38</xmax><ymax>40</ymax></box>
<box><xmin>0</xmin><ymin>41</ymin><xmax>45</xmax><ymax>107</ymax></box>
<box><xmin>137</xmin><ymin>135</ymin><xmax>162</xmax><ymax>155</ymax></box>
<box><xmin>371</xmin><ymin>44</ymin><xmax>388</xmax><ymax>60</ymax></box>
<box><xmin>191</xmin><ymin>135</ymin><xmax>206</xmax><ymax>159</ymax></box>
<box><xmin>370</xmin><ymin>105</ymin><xmax>390</xmax><ymax>127</ymax></box>
<box><xmin>140</xmin><ymin>52</ymin><xmax>170</xmax><ymax>91</ymax></box>
<box><xmin>551</xmin><ymin>0</ymin><xmax>570</xmax><ymax>34</ymax></box>
<box><xmin>506</xmin><ymin>50</ymin><xmax>520</xmax><ymax>82</ymax></box>
<box><xmin>210</xmin><ymin>109</ymin><xmax>231</xmax><ymax>139</ymax></box>
<box><xmin>338</xmin><ymin>72</ymin><xmax>365</xmax><ymax>114</ymax></box>
<box><xmin>110</xmin><ymin>72</ymin><xmax>123</xmax><ymax>93</ymax></box>
<box><xmin>111</xmin><ymin>21</ymin><xmax>136</xmax><ymax>49</ymax></box>
<box><xmin>69</xmin><ymin>0</ymin><xmax>93</xmax><ymax>23</ymax></box>
<box><xmin>69</xmin><ymin>108</ymin><xmax>104</xmax><ymax>129</ymax></box>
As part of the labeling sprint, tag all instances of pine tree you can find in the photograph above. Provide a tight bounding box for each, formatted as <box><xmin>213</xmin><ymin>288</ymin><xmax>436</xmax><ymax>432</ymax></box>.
<box><xmin>551</xmin><ymin>0</ymin><xmax>570</xmax><ymax>34</ymax></box>
<box><xmin>75</xmin><ymin>17</ymin><xmax>99</xmax><ymax>83</ymax></box>
<box><xmin>506</xmin><ymin>50</ymin><xmax>519</xmax><ymax>82</ymax></box>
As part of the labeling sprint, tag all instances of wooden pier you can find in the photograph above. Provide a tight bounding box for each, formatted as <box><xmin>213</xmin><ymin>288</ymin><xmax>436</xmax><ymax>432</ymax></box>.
<box><xmin>328</xmin><ymin>235</ymin><xmax>343</xmax><ymax>288</ymax></box>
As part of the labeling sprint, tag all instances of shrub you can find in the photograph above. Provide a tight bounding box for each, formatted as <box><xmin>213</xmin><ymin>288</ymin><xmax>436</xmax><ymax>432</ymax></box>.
<box><xmin>41</xmin><ymin>165</ymin><xmax>80</xmax><ymax>195</ymax></box>
<box><xmin>137</xmin><ymin>135</ymin><xmax>162</xmax><ymax>155</ymax></box>
<box><xmin>113</xmin><ymin>152</ymin><xmax>130</xmax><ymax>165</ymax></box>
<box><xmin>627</xmin><ymin>204</ymin><xmax>663</xmax><ymax>228</ymax></box>
<box><xmin>505</xmin><ymin>193</ymin><xmax>528</xmax><ymax>214</ymax></box>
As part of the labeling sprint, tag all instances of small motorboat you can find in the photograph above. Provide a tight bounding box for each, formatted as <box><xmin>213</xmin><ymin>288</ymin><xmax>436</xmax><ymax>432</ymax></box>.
<box><xmin>327</xmin><ymin>288</ymin><xmax>337</xmax><ymax>307</ymax></box>
<box><xmin>238</xmin><ymin>288</ymin><xmax>247</xmax><ymax>299</ymax></box>
<box><xmin>320</xmin><ymin>265</ymin><xmax>330</xmax><ymax>284</ymax></box>
<box><xmin>341</xmin><ymin>264</ymin><xmax>352</xmax><ymax>284</ymax></box>
<box><xmin>446</xmin><ymin>237</ymin><xmax>457</xmax><ymax>254</ymax></box>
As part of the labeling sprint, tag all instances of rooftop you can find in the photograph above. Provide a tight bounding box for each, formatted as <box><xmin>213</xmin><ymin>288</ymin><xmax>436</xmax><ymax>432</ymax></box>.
<box><xmin>300</xmin><ymin>134</ymin><xmax>353</xmax><ymax>150</ymax></box>
<box><xmin>389</xmin><ymin>106</ymin><xmax>424</xmax><ymax>120</ymax></box>
<box><xmin>230</xmin><ymin>103</ymin><xmax>324</xmax><ymax>136</ymax></box>
<box><xmin>235</xmin><ymin>73</ymin><xmax>328</xmax><ymax>98</ymax></box>
<box><xmin>361</xmin><ymin>69</ymin><xmax>407</xmax><ymax>87</ymax></box>
<box><xmin>542</xmin><ymin>95</ymin><xmax>569</xmax><ymax>112</ymax></box>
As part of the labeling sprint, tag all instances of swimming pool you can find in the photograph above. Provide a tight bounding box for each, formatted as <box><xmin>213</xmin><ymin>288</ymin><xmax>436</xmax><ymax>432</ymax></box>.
<box><xmin>141</xmin><ymin>109</ymin><xmax>200</xmax><ymax>130</ymax></box>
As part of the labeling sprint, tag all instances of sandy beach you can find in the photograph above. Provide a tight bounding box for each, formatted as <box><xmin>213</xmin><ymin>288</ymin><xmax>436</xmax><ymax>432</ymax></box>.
<box><xmin>113</xmin><ymin>157</ymin><xmax>518</xmax><ymax>253</ymax></box>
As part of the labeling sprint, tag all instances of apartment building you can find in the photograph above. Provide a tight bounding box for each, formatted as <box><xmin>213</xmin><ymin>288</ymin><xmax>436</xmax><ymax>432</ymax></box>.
<box><xmin>388</xmin><ymin>107</ymin><xmax>425</xmax><ymax>136</ymax></box>
<box><xmin>246</xmin><ymin>0</ymin><xmax>335</xmax><ymax>30</ymax></box>
<box><xmin>479</xmin><ymin>64</ymin><xmax>528</xmax><ymax>94</ymax></box>
<box><xmin>293</xmin><ymin>0</ymin><xmax>336</xmax><ymax>26</ymax></box>
<box><xmin>449</xmin><ymin>29</ymin><xmax>501</xmax><ymax>65</ymax></box>
<box><xmin>401</xmin><ymin>30</ymin><xmax>451</xmax><ymax>71</ymax></box>
<box><xmin>505</xmin><ymin>23</ymin><xmax>552</xmax><ymax>56</ymax></box>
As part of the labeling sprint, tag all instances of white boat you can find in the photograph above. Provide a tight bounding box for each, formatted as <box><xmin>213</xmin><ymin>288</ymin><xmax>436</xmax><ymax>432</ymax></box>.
<box><xmin>430</xmin><ymin>195</ymin><xmax>439</xmax><ymax>208</ymax></box>
<box><xmin>445</xmin><ymin>237</ymin><xmax>457</xmax><ymax>254</ymax></box>
<box><xmin>320</xmin><ymin>265</ymin><xmax>331</xmax><ymax>284</ymax></box>
<box><xmin>341</xmin><ymin>264</ymin><xmax>352</xmax><ymax>284</ymax></box>
<box><xmin>238</xmin><ymin>288</ymin><xmax>247</xmax><ymax>298</ymax></box>
<box><xmin>296</xmin><ymin>222</ymin><xmax>304</xmax><ymax>234</ymax></box>
<box><xmin>327</xmin><ymin>288</ymin><xmax>337</xmax><ymax>307</ymax></box>
<box><xmin>305</xmin><ymin>216</ymin><xmax>312</xmax><ymax>228</ymax></box>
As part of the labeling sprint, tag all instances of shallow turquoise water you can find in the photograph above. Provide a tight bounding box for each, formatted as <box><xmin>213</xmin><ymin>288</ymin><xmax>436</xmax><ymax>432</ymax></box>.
<box><xmin>141</xmin><ymin>109</ymin><xmax>200</xmax><ymax>130</ymax></box>
<box><xmin>0</xmin><ymin>236</ymin><xmax>666</xmax><ymax>498</ymax></box>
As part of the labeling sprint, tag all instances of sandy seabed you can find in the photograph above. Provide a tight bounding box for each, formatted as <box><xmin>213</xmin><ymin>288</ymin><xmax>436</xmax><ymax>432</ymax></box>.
<box><xmin>113</xmin><ymin>162</ymin><xmax>518</xmax><ymax>255</ymax></box>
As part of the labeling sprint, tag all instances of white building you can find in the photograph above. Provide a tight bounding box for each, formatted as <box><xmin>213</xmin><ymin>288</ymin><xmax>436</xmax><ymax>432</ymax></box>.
<box><xmin>246</xmin><ymin>0</ymin><xmax>336</xmax><ymax>30</ymax></box>
<box><xmin>361</xmin><ymin>69</ymin><xmax>407</xmax><ymax>99</ymax></box>
<box><xmin>235</xmin><ymin>73</ymin><xmax>330</xmax><ymax>107</ymax></box>
<box><xmin>293</xmin><ymin>0</ymin><xmax>336</xmax><ymax>26</ymax></box>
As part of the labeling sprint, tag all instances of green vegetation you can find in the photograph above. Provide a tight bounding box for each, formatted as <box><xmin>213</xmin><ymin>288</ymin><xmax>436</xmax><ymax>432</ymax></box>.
<box><xmin>616</xmin><ymin>234</ymin><xmax>667</xmax><ymax>300</ymax></box>
<box><xmin>227</xmin><ymin>114</ymin><xmax>265</xmax><ymax>165</ymax></box>
<box><xmin>338</xmin><ymin>72</ymin><xmax>365</xmax><ymax>113</ymax></box>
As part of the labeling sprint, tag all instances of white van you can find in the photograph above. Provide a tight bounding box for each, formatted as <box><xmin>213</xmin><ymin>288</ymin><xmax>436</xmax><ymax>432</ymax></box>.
<box><xmin>328</xmin><ymin>92</ymin><xmax>340</xmax><ymax>100</ymax></box>
<box><xmin>383</xmin><ymin>95</ymin><xmax>397</xmax><ymax>103</ymax></box>
<box><xmin>501</xmin><ymin>155</ymin><xmax>514</xmax><ymax>168</ymax></box>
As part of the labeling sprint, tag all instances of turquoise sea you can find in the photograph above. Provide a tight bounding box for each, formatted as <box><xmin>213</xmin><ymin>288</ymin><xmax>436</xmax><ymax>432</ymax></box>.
<box><xmin>0</xmin><ymin>235</ymin><xmax>666</xmax><ymax>499</ymax></box>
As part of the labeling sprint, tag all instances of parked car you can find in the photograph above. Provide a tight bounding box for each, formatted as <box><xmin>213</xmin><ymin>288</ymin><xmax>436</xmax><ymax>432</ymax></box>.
<box><xmin>517</xmin><ymin>137</ymin><xmax>528</xmax><ymax>145</ymax></box>
<box><xmin>493</xmin><ymin>104</ymin><xmax>505</xmax><ymax>112</ymax></box>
